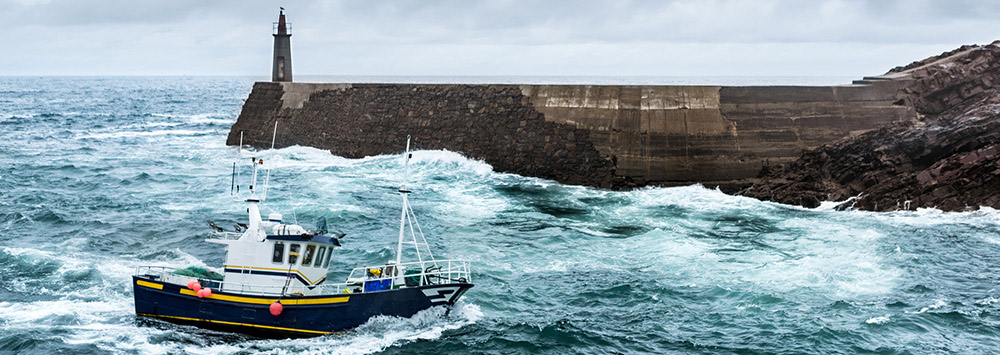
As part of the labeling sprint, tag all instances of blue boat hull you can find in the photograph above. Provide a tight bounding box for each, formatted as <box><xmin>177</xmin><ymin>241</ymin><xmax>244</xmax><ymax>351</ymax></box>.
<box><xmin>132</xmin><ymin>276</ymin><xmax>472</xmax><ymax>338</ymax></box>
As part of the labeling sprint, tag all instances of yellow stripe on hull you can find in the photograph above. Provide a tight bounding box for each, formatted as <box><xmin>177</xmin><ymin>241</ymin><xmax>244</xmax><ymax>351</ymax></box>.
<box><xmin>136</xmin><ymin>280</ymin><xmax>163</xmax><ymax>290</ymax></box>
<box><xmin>136</xmin><ymin>312</ymin><xmax>342</xmax><ymax>335</ymax></box>
<box><xmin>178</xmin><ymin>288</ymin><xmax>349</xmax><ymax>305</ymax></box>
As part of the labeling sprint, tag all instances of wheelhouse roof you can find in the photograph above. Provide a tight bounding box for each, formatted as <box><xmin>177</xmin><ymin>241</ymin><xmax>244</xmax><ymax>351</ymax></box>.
<box><xmin>266</xmin><ymin>234</ymin><xmax>341</xmax><ymax>247</ymax></box>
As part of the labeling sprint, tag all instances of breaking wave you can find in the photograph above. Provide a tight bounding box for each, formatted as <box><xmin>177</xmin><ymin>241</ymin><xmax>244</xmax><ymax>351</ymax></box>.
<box><xmin>3</xmin><ymin>76</ymin><xmax>1000</xmax><ymax>354</ymax></box>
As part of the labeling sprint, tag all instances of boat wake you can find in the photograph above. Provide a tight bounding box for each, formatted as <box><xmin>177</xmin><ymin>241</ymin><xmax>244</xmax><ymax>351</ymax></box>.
<box><xmin>231</xmin><ymin>303</ymin><xmax>483</xmax><ymax>355</ymax></box>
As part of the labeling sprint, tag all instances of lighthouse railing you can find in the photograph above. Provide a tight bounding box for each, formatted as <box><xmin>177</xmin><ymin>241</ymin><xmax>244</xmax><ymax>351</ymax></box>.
<box><xmin>272</xmin><ymin>22</ymin><xmax>292</xmax><ymax>35</ymax></box>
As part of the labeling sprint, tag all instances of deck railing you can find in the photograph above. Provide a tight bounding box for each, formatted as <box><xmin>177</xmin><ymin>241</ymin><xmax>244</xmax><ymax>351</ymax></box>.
<box><xmin>208</xmin><ymin>231</ymin><xmax>242</xmax><ymax>240</ymax></box>
<box><xmin>134</xmin><ymin>259</ymin><xmax>470</xmax><ymax>297</ymax></box>
<box><xmin>346</xmin><ymin>259</ymin><xmax>471</xmax><ymax>288</ymax></box>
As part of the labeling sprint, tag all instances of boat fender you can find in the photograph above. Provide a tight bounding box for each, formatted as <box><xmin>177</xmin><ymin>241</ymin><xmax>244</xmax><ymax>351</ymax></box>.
<box><xmin>188</xmin><ymin>281</ymin><xmax>202</xmax><ymax>292</ymax></box>
<box><xmin>196</xmin><ymin>288</ymin><xmax>212</xmax><ymax>298</ymax></box>
<box><xmin>270</xmin><ymin>301</ymin><xmax>283</xmax><ymax>316</ymax></box>
<box><xmin>186</xmin><ymin>280</ymin><xmax>197</xmax><ymax>290</ymax></box>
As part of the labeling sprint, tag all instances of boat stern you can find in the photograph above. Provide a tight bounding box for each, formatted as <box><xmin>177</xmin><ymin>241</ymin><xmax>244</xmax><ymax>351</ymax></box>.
<box><xmin>420</xmin><ymin>282</ymin><xmax>473</xmax><ymax>306</ymax></box>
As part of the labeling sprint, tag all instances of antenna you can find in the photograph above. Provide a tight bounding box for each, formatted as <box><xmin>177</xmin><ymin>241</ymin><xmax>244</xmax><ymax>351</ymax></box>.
<box><xmin>230</xmin><ymin>162</ymin><xmax>236</xmax><ymax>195</ymax></box>
<box><xmin>262</xmin><ymin>121</ymin><xmax>278</xmax><ymax>201</ymax></box>
<box><xmin>229</xmin><ymin>131</ymin><xmax>252</xmax><ymax>198</ymax></box>
<box><xmin>249</xmin><ymin>156</ymin><xmax>258</xmax><ymax>194</ymax></box>
<box><xmin>235</xmin><ymin>131</ymin><xmax>244</xmax><ymax>195</ymax></box>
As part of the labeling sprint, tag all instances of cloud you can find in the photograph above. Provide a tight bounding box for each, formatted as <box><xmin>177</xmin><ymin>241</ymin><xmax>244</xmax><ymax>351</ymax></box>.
<box><xmin>2</xmin><ymin>0</ymin><xmax>999</xmax><ymax>76</ymax></box>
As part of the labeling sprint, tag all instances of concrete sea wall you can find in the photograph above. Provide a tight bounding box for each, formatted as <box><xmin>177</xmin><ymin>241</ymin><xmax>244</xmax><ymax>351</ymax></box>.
<box><xmin>228</xmin><ymin>80</ymin><xmax>916</xmax><ymax>189</ymax></box>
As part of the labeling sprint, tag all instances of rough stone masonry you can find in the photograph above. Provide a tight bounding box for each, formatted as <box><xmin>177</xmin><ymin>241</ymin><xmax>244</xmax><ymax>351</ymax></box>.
<box><xmin>228</xmin><ymin>78</ymin><xmax>915</xmax><ymax>190</ymax></box>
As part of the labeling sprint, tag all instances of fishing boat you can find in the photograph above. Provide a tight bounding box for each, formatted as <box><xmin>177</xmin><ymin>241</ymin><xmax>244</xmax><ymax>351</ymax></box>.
<box><xmin>131</xmin><ymin>131</ymin><xmax>473</xmax><ymax>338</ymax></box>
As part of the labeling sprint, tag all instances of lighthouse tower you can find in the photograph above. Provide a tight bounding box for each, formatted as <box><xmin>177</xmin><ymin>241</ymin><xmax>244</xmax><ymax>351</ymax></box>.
<box><xmin>272</xmin><ymin>9</ymin><xmax>292</xmax><ymax>82</ymax></box>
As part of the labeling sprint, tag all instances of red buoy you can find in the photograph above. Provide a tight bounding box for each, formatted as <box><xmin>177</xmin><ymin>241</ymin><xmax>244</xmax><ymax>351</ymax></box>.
<box><xmin>270</xmin><ymin>301</ymin><xmax>283</xmax><ymax>316</ymax></box>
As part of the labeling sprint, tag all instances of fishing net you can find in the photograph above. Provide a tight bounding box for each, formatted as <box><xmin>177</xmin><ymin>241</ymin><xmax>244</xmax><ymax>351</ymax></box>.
<box><xmin>172</xmin><ymin>266</ymin><xmax>224</xmax><ymax>280</ymax></box>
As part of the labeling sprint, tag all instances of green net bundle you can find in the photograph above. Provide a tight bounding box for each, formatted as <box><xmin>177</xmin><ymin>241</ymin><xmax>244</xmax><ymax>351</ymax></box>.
<box><xmin>172</xmin><ymin>266</ymin><xmax>224</xmax><ymax>280</ymax></box>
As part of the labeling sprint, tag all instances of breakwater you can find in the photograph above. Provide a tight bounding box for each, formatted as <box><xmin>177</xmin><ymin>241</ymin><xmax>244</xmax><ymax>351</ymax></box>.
<box><xmin>228</xmin><ymin>79</ymin><xmax>915</xmax><ymax>188</ymax></box>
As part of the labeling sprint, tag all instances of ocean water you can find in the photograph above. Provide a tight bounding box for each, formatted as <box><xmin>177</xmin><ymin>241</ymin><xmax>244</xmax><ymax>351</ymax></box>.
<box><xmin>2</xmin><ymin>76</ymin><xmax>1000</xmax><ymax>354</ymax></box>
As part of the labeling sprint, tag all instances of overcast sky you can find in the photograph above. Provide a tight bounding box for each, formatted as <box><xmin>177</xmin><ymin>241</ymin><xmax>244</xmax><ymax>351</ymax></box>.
<box><xmin>3</xmin><ymin>0</ymin><xmax>1000</xmax><ymax>77</ymax></box>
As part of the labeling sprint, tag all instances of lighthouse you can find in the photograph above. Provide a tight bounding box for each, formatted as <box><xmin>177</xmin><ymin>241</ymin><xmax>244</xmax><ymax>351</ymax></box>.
<box><xmin>272</xmin><ymin>9</ymin><xmax>292</xmax><ymax>82</ymax></box>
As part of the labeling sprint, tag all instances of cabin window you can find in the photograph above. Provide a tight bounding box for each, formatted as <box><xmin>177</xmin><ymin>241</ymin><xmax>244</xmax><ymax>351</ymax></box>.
<box><xmin>272</xmin><ymin>242</ymin><xmax>285</xmax><ymax>263</ymax></box>
<box><xmin>303</xmin><ymin>245</ymin><xmax>316</xmax><ymax>266</ymax></box>
<box><xmin>315</xmin><ymin>247</ymin><xmax>327</xmax><ymax>267</ymax></box>
<box><xmin>324</xmin><ymin>249</ymin><xmax>333</xmax><ymax>268</ymax></box>
<box><xmin>289</xmin><ymin>244</ymin><xmax>301</xmax><ymax>265</ymax></box>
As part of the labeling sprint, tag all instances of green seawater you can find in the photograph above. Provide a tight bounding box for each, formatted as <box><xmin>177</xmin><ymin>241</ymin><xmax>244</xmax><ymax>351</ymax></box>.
<box><xmin>2</xmin><ymin>77</ymin><xmax>1000</xmax><ymax>354</ymax></box>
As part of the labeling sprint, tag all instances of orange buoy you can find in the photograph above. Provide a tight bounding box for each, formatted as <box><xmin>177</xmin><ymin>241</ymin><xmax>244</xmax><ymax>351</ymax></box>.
<box><xmin>270</xmin><ymin>301</ymin><xmax>283</xmax><ymax>316</ymax></box>
<box><xmin>191</xmin><ymin>282</ymin><xmax>201</xmax><ymax>292</ymax></box>
<box><xmin>202</xmin><ymin>288</ymin><xmax>212</xmax><ymax>297</ymax></box>
<box><xmin>187</xmin><ymin>280</ymin><xmax>197</xmax><ymax>290</ymax></box>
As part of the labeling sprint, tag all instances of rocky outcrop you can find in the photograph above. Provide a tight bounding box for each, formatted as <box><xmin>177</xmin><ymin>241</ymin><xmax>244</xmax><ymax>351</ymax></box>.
<box><xmin>739</xmin><ymin>42</ymin><xmax>1000</xmax><ymax>211</ymax></box>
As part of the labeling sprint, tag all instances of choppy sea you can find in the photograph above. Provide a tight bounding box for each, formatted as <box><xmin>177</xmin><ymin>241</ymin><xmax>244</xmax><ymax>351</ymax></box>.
<box><xmin>2</xmin><ymin>76</ymin><xmax>1000</xmax><ymax>354</ymax></box>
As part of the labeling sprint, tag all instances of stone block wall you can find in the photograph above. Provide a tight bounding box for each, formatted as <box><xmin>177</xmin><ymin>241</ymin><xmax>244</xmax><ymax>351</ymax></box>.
<box><xmin>228</xmin><ymin>80</ymin><xmax>917</xmax><ymax>189</ymax></box>
<box><xmin>228</xmin><ymin>83</ymin><xmax>616</xmax><ymax>187</ymax></box>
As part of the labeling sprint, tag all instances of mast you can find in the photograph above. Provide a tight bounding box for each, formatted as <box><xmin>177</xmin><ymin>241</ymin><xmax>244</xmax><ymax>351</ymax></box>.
<box><xmin>395</xmin><ymin>136</ymin><xmax>412</xmax><ymax>267</ymax></box>
<box><xmin>249</xmin><ymin>122</ymin><xmax>278</xmax><ymax>241</ymax></box>
<box><xmin>246</xmin><ymin>156</ymin><xmax>263</xmax><ymax>241</ymax></box>
<box><xmin>229</xmin><ymin>129</ymin><xmax>267</xmax><ymax>241</ymax></box>
<box><xmin>392</xmin><ymin>136</ymin><xmax>437</xmax><ymax>267</ymax></box>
